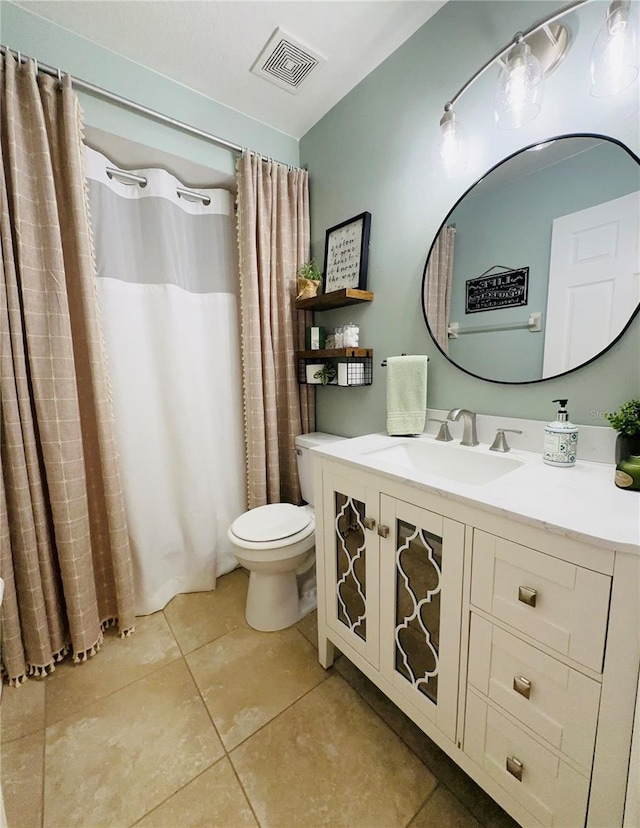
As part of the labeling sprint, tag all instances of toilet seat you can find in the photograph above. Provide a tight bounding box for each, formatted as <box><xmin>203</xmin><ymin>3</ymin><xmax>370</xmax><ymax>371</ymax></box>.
<box><xmin>229</xmin><ymin>504</ymin><xmax>314</xmax><ymax>551</ymax></box>
<box><xmin>232</xmin><ymin>503</ymin><xmax>311</xmax><ymax>543</ymax></box>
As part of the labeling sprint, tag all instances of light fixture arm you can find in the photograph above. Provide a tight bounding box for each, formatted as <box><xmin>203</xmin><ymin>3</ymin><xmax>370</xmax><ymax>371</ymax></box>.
<box><xmin>444</xmin><ymin>0</ymin><xmax>590</xmax><ymax>112</ymax></box>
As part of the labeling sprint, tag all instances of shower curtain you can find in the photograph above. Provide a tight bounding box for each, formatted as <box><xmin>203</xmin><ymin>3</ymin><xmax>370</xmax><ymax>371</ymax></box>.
<box><xmin>84</xmin><ymin>147</ymin><xmax>245</xmax><ymax>615</ymax></box>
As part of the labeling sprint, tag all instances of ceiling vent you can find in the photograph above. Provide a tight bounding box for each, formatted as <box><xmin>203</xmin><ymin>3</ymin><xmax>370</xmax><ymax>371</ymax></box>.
<box><xmin>251</xmin><ymin>28</ymin><xmax>324</xmax><ymax>94</ymax></box>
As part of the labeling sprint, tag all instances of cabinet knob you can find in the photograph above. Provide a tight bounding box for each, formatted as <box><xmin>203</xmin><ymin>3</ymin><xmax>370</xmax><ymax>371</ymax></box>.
<box><xmin>506</xmin><ymin>756</ymin><xmax>524</xmax><ymax>782</ymax></box>
<box><xmin>377</xmin><ymin>524</ymin><xmax>390</xmax><ymax>538</ymax></box>
<box><xmin>363</xmin><ymin>517</ymin><xmax>376</xmax><ymax>531</ymax></box>
<box><xmin>513</xmin><ymin>676</ymin><xmax>532</xmax><ymax>699</ymax></box>
<box><xmin>518</xmin><ymin>585</ymin><xmax>537</xmax><ymax>607</ymax></box>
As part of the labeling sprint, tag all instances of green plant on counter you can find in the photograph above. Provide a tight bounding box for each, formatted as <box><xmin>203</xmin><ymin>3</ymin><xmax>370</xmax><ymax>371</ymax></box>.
<box><xmin>313</xmin><ymin>362</ymin><xmax>337</xmax><ymax>386</ymax></box>
<box><xmin>606</xmin><ymin>399</ymin><xmax>640</xmax><ymax>436</ymax></box>
<box><xmin>297</xmin><ymin>260</ymin><xmax>323</xmax><ymax>281</ymax></box>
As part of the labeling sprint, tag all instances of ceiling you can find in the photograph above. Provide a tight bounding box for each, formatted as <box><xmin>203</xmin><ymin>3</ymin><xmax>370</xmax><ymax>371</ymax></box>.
<box><xmin>15</xmin><ymin>0</ymin><xmax>446</xmax><ymax>139</ymax></box>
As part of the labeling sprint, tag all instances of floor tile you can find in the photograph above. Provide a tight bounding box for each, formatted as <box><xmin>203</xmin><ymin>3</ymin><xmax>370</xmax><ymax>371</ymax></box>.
<box><xmin>296</xmin><ymin>609</ymin><xmax>318</xmax><ymax>649</ymax></box>
<box><xmin>231</xmin><ymin>673</ymin><xmax>437</xmax><ymax>827</ymax></box>
<box><xmin>164</xmin><ymin>569</ymin><xmax>249</xmax><ymax>654</ymax></box>
<box><xmin>135</xmin><ymin>757</ymin><xmax>258</xmax><ymax>828</ymax></box>
<box><xmin>410</xmin><ymin>786</ymin><xmax>482</xmax><ymax>828</ymax></box>
<box><xmin>186</xmin><ymin>625</ymin><xmax>327</xmax><ymax>750</ymax></box>
<box><xmin>1</xmin><ymin>731</ymin><xmax>44</xmax><ymax>828</ymax></box>
<box><xmin>1</xmin><ymin>677</ymin><xmax>45</xmax><ymax>742</ymax></box>
<box><xmin>334</xmin><ymin>656</ymin><xmax>519</xmax><ymax>827</ymax></box>
<box><xmin>43</xmin><ymin>659</ymin><xmax>223</xmax><ymax>828</ymax></box>
<box><xmin>44</xmin><ymin>610</ymin><xmax>181</xmax><ymax>726</ymax></box>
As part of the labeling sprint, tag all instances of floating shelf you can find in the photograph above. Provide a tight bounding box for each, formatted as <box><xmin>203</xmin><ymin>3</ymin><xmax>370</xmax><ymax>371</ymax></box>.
<box><xmin>297</xmin><ymin>348</ymin><xmax>373</xmax><ymax>386</ymax></box>
<box><xmin>295</xmin><ymin>288</ymin><xmax>374</xmax><ymax>312</ymax></box>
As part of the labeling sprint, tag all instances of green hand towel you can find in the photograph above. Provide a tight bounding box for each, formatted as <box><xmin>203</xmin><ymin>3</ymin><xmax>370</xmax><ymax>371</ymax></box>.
<box><xmin>386</xmin><ymin>355</ymin><xmax>428</xmax><ymax>436</ymax></box>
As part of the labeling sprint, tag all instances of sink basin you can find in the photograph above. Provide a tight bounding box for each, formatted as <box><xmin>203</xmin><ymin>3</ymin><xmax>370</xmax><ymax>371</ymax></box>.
<box><xmin>362</xmin><ymin>439</ymin><xmax>523</xmax><ymax>485</ymax></box>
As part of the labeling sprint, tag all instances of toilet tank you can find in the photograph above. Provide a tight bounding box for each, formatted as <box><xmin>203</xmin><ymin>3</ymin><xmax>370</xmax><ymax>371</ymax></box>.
<box><xmin>295</xmin><ymin>432</ymin><xmax>346</xmax><ymax>505</ymax></box>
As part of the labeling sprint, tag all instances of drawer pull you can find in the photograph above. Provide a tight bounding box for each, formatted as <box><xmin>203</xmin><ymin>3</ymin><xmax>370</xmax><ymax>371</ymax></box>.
<box><xmin>506</xmin><ymin>755</ymin><xmax>524</xmax><ymax>782</ymax></box>
<box><xmin>363</xmin><ymin>517</ymin><xmax>376</xmax><ymax>531</ymax></box>
<box><xmin>513</xmin><ymin>676</ymin><xmax>532</xmax><ymax>699</ymax></box>
<box><xmin>518</xmin><ymin>585</ymin><xmax>537</xmax><ymax>607</ymax></box>
<box><xmin>377</xmin><ymin>524</ymin><xmax>390</xmax><ymax>538</ymax></box>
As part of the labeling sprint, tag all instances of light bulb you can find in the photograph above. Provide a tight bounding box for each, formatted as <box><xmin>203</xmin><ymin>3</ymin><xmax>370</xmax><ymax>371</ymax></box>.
<box><xmin>591</xmin><ymin>0</ymin><xmax>639</xmax><ymax>97</ymax></box>
<box><xmin>438</xmin><ymin>108</ymin><xmax>468</xmax><ymax>177</ymax></box>
<box><xmin>495</xmin><ymin>40</ymin><xmax>544</xmax><ymax>129</ymax></box>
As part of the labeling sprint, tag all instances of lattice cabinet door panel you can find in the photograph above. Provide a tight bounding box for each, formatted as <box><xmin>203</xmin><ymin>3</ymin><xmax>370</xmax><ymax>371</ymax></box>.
<box><xmin>322</xmin><ymin>472</ymin><xmax>380</xmax><ymax>668</ymax></box>
<box><xmin>379</xmin><ymin>495</ymin><xmax>465</xmax><ymax>741</ymax></box>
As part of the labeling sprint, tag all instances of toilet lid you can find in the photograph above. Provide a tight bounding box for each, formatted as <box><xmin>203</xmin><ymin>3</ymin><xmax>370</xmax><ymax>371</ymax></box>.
<box><xmin>231</xmin><ymin>504</ymin><xmax>312</xmax><ymax>543</ymax></box>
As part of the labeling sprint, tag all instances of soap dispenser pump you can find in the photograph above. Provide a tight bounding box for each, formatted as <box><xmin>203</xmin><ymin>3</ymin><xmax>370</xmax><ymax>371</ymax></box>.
<box><xmin>543</xmin><ymin>399</ymin><xmax>578</xmax><ymax>467</ymax></box>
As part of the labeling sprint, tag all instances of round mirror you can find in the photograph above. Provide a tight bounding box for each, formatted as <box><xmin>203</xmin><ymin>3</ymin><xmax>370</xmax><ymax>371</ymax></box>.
<box><xmin>422</xmin><ymin>134</ymin><xmax>640</xmax><ymax>384</ymax></box>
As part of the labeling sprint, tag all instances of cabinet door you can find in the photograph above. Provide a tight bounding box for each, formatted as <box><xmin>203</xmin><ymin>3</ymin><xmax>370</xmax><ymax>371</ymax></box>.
<box><xmin>322</xmin><ymin>471</ymin><xmax>380</xmax><ymax>668</ymax></box>
<box><xmin>379</xmin><ymin>496</ymin><xmax>465</xmax><ymax>740</ymax></box>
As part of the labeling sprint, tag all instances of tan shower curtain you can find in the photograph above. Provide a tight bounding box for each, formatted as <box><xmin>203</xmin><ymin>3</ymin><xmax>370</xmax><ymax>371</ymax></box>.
<box><xmin>0</xmin><ymin>53</ymin><xmax>135</xmax><ymax>685</ymax></box>
<box><xmin>425</xmin><ymin>224</ymin><xmax>456</xmax><ymax>353</ymax></box>
<box><xmin>236</xmin><ymin>152</ymin><xmax>315</xmax><ymax>508</ymax></box>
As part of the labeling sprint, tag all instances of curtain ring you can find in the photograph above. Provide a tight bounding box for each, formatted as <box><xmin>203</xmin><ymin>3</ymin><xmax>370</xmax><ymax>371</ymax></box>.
<box><xmin>57</xmin><ymin>67</ymin><xmax>62</xmax><ymax>85</ymax></box>
<box><xmin>16</xmin><ymin>50</ymin><xmax>22</xmax><ymax>64</ymax></box>
<box><xmin>33</xmin><ymin>59</ymin><xmax>38</xmax><ymax>76</ymax></box>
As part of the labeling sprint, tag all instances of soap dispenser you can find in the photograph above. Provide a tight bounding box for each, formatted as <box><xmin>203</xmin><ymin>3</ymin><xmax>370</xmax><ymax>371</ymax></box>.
<box><xmin>543</xmin><ymin>399</ymin><xmax>578</xmax><ymax>467</ymax></box>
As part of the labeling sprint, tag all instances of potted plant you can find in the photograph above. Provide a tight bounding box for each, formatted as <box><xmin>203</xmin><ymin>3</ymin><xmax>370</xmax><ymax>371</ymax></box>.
<box><xmin>296</xmin><ymin>260</ymin><xmax>322</xmax><ymax>300</ymax></box>
<box><xmin>605</xmin><ymin>399</ymin><xmax>640</xmax><ymax>464</ymax></box>
<box><xmin>313</xmin><ymin>362</ymin><xmax>337</xmax><ymax>386</ymax></box>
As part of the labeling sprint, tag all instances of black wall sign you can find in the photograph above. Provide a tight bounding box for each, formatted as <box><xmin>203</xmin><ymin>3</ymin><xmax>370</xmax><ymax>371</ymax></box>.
<box><xmin>465</xmin><ymin>267</ymin><xmax>529</xmax><ymax>314</ymax></box>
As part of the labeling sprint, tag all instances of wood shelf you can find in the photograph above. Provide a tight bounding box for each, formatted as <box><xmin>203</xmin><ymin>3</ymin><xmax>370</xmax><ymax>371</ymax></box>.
<box><xmin>296</xmin><ymin>348</ymin><xmax>373</xmax><ymax>359</ymax></box>
<box><xmin>295</xmin><ymin>288</ymin><xmax>374</xmax><ymax>311</ymax></box>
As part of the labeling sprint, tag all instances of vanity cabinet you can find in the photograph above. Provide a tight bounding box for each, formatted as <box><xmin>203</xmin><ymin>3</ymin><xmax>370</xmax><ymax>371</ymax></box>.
<box><xmin>321</xmin><ymin>469</ymin><xmax>380</xmax><ymax>668</ymax></box>
<box><xmin>464</xmin><ymin>531</ymin><xmax>609</xmax><ymax>827</ymax></box>
<box><xmin>313</xmin><ymin>453</ymin><xmax>639</xmax><ymax>828</ymax></box>
<box><xmin>321</xmin><ymin>467</ymin><xmax>464</xmax><ymax>742</ymax></box>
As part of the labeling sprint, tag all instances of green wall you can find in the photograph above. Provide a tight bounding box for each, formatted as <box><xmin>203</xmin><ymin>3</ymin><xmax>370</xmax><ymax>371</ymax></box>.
<box><xmin>301</xmin><ymin>0</ymin><xmax>640</xmax><ymax>434</ymax></box>
<box><xmin>448</xmin><ymin>140</ymin><xmax>639</xmax><ymax>382</ymax></box>
<box><xmin>1</xmin><ymin>2</ymin><xmax>299</xmax><ymax>174</ymax></box>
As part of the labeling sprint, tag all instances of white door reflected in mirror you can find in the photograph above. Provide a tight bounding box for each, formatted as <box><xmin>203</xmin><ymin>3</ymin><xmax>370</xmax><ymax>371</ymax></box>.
<box><xmin>543</xmin><ymin>190</ymin><xmax>640</xmax><ymax>377</ymax></box>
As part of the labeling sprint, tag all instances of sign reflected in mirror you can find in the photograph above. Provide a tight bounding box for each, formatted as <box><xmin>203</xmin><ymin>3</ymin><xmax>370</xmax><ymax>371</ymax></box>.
<box><xmin>422</xmin><ymin>134</ymin><xmax>640</xmax><ymax>384</ymax></box>
<box><xmin>465</xmin><ymin>267</ymin><xmax>529</xmax><ymax>314</ymax></box>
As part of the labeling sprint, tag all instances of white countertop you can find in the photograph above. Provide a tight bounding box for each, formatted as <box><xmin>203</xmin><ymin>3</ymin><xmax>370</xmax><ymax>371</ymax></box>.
<box><xmin>313</xmin><ymin>433</ymin><xmax>640</xmax><ymax>555</ymax></box>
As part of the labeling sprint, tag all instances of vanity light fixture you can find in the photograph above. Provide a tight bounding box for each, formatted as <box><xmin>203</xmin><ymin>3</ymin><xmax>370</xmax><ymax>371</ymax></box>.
<box><xmin>494</xmin><ymin>37</ymin><xmax>545</xmax><ymax>130</ymax></box>
<box><xmin>590</xmin><ymin>0</ymin><xmax>639</xmax><ymax>97</ymax></box>
<box><xmin>438</xmin><ymin>106</ymin><xmax>469</xmax><ymax>176</ymax></box>
<box><xmin>438</xmin><ymin>0</ymin><xmax>638</xmax><ymax>176</ymax></box>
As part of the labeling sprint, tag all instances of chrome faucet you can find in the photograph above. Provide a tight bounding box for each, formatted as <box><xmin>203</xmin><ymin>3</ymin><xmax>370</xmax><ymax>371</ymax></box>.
<box><xmin>447</xmin><ymin>408</ymin><xmax>479</xmax><ymax>447</ymax></box>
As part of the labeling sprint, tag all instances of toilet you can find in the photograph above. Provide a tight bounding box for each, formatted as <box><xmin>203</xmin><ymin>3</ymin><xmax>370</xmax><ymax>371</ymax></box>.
<box><xmin>228</xmin><ymin>432</ymin><xmax>344</xmax><ymax>632</ymax></box>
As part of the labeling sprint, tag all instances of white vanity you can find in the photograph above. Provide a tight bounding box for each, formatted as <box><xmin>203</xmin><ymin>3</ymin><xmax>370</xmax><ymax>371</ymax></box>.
<box><xmin>311</xmin><ymin>429</ymin><xmax>639</xmax><ymax>828</ymax></box>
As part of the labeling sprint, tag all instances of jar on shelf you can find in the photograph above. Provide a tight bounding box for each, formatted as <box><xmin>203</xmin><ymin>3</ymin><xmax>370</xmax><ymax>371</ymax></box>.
<box><xmin>343</xmin><ymin>323</ymin><xmax>359</xmax><ymax>347</ymax></box>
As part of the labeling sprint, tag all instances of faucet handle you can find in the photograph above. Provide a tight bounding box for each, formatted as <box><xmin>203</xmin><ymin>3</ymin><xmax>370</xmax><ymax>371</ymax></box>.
<box><xmin>428</xmin><ymin>418</ymin><xmax>453</xmax><ymax>442</ymax></box>
<box><xmin>490</xmin><ymin>428</ymin><xmax>523</xmax><ymax>453</ymax></box>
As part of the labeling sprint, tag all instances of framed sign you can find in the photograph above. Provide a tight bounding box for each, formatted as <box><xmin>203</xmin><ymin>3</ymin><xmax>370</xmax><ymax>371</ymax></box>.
<box><xmin>465</xmin><ymin>267</ymin><xmax>529</xmax><ymax>314</ymax></box>
<box><xmin>323</xmin><ymin>212</ymin><xmax>371</xmax><ymax>293</ymax></box>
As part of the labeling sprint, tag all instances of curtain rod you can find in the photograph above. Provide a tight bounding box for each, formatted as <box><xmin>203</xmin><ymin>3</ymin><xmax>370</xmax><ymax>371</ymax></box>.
<box><xmin>0</xmin><ymin>44</ymin><xmax>303</xmax><ymax>171</ymax></box>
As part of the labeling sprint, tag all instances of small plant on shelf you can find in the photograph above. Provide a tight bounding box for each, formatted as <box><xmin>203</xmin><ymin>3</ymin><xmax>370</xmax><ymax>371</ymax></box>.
<box><xmin>313</xmin><ymin>362</ymin><xmax>337</xmax><ymax>386</ymax></box>
<box><xmin>296</xmin><ymin>260</ymin><xmax>323</xmax><ymax>300</ymax></box>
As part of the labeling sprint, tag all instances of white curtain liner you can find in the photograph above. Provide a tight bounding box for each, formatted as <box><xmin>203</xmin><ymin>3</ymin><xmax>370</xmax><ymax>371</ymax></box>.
<box><xmin>86</xmin><ymin>146</ymin><xmax>245</xmax><ymax>615</ymax></box>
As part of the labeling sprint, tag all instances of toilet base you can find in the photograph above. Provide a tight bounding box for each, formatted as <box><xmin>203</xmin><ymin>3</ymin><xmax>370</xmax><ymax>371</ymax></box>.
<box><xmin>245</xmin><ymin>570</ymin><xmax>301</xmax><ymax>631</ymax></box>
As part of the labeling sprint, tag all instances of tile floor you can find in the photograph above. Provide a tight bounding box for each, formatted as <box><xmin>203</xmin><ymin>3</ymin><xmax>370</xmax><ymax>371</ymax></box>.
<box><xmin>1</xmin><ymin>569</ymin><xmax>520</xmax><ymax>828</ymax></box>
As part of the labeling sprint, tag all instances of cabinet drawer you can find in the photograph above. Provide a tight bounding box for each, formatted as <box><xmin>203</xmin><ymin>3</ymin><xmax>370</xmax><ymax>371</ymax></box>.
<box><xmin>471</xmin><ymin>531</ymin><xmax>611</xmax><ymax>672</ymax></box>
<box><xmin>465</xmin><ymin>691</ymin><xmax>590</xmax><ymax>827</ymax></box>
<box><xmin>468</xmin><ymin>614</ymin><xmax>600</xmax><ymax>770</ymax></box>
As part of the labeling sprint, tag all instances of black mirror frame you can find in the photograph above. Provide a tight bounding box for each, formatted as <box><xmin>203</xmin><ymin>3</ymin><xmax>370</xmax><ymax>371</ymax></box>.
<box><xmin>421</xmin><ymin>132</ymin><xmax>640</xmax><ymax>385</ymax></box>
